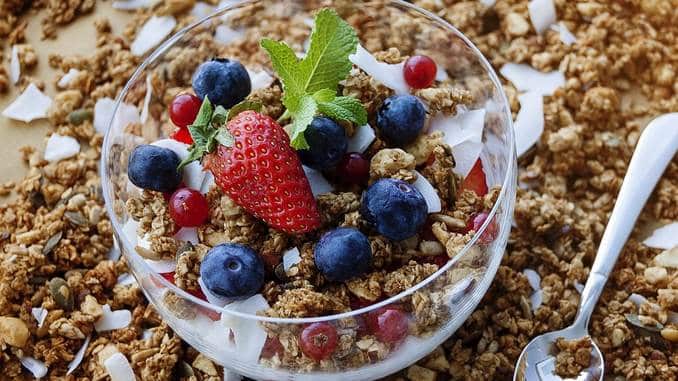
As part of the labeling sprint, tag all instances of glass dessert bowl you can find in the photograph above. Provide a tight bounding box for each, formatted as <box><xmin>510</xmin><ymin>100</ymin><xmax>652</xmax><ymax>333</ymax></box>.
<box><xmin>101</xmin><ymin>1</ymin><xmax>517</xmax><ymax>379</ymax></box>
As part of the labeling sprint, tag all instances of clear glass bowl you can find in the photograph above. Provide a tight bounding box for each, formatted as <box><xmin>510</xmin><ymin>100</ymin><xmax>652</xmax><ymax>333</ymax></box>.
<box><xmin>101</xmin><ymin>1</ymin><xmax>516</xmax><ymax>379</ymax></box>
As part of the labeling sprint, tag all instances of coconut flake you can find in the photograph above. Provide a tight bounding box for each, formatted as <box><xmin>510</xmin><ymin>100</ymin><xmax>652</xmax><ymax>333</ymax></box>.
<box><xmin>246</xmin><ymin>68</ymin><xmax>275</xmax><ymax>91</ymax></box>
<box><xmin>302</xmin><ymin>166</ymin><xmax>334</xmax><ymax>197</ymax></box>
<box><xmin>140</xmin><ymin>75</ymin><xmax>152</xmax><ymax>124</ymax></box>
<box><xmin>94</xmin><ymin>97</ymin><xmax>140</xmax><ymax>134</ymax></box>
<box><xmin>122</xmin><ymin>220</ymin><xmax>139</xmax><ymax>247</ymax></box>
<box><xmin>499</xmin><ymin>63</ymin><xmax>565</xmax><ymax>96</ymax></box>
<box><xmin>215</xmin><ymin>25</ymin><xmax>245</xmax><ymax>44</ymax></box>
<box><xmin>550</xmin><ymin>22</ymin><xmax>577</xmax><ymax>45</ymax></box>
<box><xmin>20</xmin><ymin>356</ymin><xmax>48</xmax><ymax>379</ymax></box>
<box><xmin>191</xmin><ymin>2</ymin><xmax>214</xmax><ymax>19</ymax></box>
<box><xmin>349</xmin><ymin>44</ymin><xmax>409</xmax><ymax>95</ymax></box>
<box><xmin>112</xmin><ymin>0</ymin><xmax>160</xmax><ymax>10</ymax></box>
<box><xmin>514</xmin><ymin>91</ymin><xmax>544</xmax><ymax>157</ymax></box>
<box><xmin>95</xmin><ymin>305</ymin><xmax>132</xmax><ymax>332</ymax></box>
<box><xmin>480</xmin><ymin>0</ymin><xmax>496</xmax><ymax>6</ymax></box>
<box><xmin>435</xmin><ymin>66</ymin><xmax>448</xmax><ymax>82</ymax></box>
<box><xmin>200</xmin><ymin>172</ymin><xmax>215</xmax><ymax>194</ymax></box>
<box><xmin>10</xmin><ymin>45</ymin><xmax>20</xmax><ymax>84</ymax></box>
<box><xmin>198</xmin><ymin>277</ymin><xmax>229</xmax><ymax>307</ymax></box>
<box><xmin>131</xmin><ymin>16</ymin><xmax>176</xmax><ymax>57</ymax></box>
<box><xmin>528</xmin><ymin>0</ymin><xmax>556</xmax><ymax>34</ymax></box>
<box><xmin>31</xmin><ymin>307</ymin><xmax>48</xmax><ymax>328</ymax></box>
<box><xmin>151</xmin><ymin>139</ymin><xmax>206</xmax><ymax>190</ymax></box>
<box><xmin>44</xmin><ymin>134</ymin><xmax>80</xmax><ymax>162</ymax></box>
<box><xmin>221</xmin><ymin>294</ymin><xmax>270</xmax><ymax>362</ymax></box>
<box><xmin>412</xmin><ymin>171</ymin><xmax>442</xmax><ymax>213</ymax></box>
<box><xmin>451</xmin><ymin>140</ymin><xmax>483</xmax><ymax>177</ymax></box>
<box><xmin>530</xmin><ymin>289</ymin><xmax>543</xmax><ymax>312</ymax></box>
<box><xmin>142</xmin><ymin>328</ymin><xmax>154</xmax><ymax>341</ymax></box>
<box><xmin>282</xmin><ymin>247</ymin><xmax>301</xmax><ymax>272</ymax></box>
<box><xmin>109</xmin><ymin>237</ymin><xmax>122</xmax><ymax>261</ymax></box>
<box><xmin>58</xmin><ymin>68</ymin><xmax>80</xmax><ymax>88</ymax></box>
<box><xmin>523</xmin><ymin>269</ymin><xmax>541</xmax><ymax>291</ymax></box>
<box><xmin>347</xmin><ymin>124</ymin><xmax>376</xmax><ymax>154</ymax></box>
<box><xmin>643</xmin><ymin>222</ymin><xmax>678</xmax><ymax>250</ymax></box>
<box><xmin>67</xmin><ymin>335</ymin><xmax>91</xmax><ymax>375</ymax></box>
<box><xmin>117</xmin><ymin>273</ymin><xmax>136</xmax><ymax>286</ymax></box>
<box><xmin>145</xmin><ymin>259</ymin><xmax>177</xmax><ymax>274</ymax></box>
<box><xmin>104</xmin><ymin>353</ymin><xmax>136</xmax><ymax>381</ymax></box>
<box><xmin>174</xmin><ymin>227</ymin><xmax>199</xmax><ymax>245</ymax></box>
<box><xmin>2</xmin><ymin>83</ymin><xmax>53</xmax><ymax>123</ymax></box>
<box><xmin>654</xmin><ymin>247</ymin><xmax>678</xmax><ymax>269</ymax></box>
<box><xmin>628</xmin><ymin>293</ymin><xmax>649</xmax><ymax>308</ymax></box>
<box><xmin>429</xmin><ymin>108</ymin><xmax>485</xmax><ymax>147</ymax></box>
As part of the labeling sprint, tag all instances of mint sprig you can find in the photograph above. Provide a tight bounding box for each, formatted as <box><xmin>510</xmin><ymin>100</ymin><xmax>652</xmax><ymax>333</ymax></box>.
<box><xmin>177</xmin><ymin>97</ymin><xmax>261</xmax><ymax>170</ymax></box>
<box><xmin>261</xmin><ymin>8</ymin><xmax>367</xmax><ymax>149</ymax></box>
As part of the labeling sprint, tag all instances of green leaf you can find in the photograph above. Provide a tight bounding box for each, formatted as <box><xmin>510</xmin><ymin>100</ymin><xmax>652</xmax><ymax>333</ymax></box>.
<box><xmin>191</xmin><ymin>96</ymin><xmax>213</xmax><ymax>127</ymax></box>
<box><xmin>288</xmin><ymin>95</ymin><xmax>318</xmax><ymax>149</ymax></box>
<box><xmin>212</xmin><ymin>105</ymin><xmax>229</xmax><ymax>126</ymax></box>
<box><xmin>177</xmin><ymin>146</ymin><xmax>206</xmax><ymax>170</ymax></box>
<box><xmin>312</xmin><ymin>88</ymin><xmax>336</xmax><ymax>103</ymax></box>
<box><xmin>318</xmin><ymin>96</ymin><xmax>367</xmax><ymax>125</ymax></box>
<box><xmin>214</xmin><ymin>128</ymin><xmax>235</xmax><ymax>147</ymax></box>
<box><xmin>260</xmin><ymin>38</ymin><xmax>304</xmax><ymax>110</ymax></box>
<box><xmin>227</xmin><ymin>100</ymin><xmax>262</xmax><ymax>121</ymax></box>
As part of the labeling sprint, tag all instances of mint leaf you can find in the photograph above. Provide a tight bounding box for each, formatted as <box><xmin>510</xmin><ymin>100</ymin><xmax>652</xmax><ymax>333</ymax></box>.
<box><xmin>188</xmin><ymin>123</ymin><xmax>213</xmax><ymax>149</ymax></box>
<box><xmin>318</xmin><ymin>96</ymin><xmax>367</xmax><ymax>125</ymax></box>
<box><xmin>178</xmin><ymin>146</ymin><xmax>206</xmax><ymax>170</ymax></box>
<box><xmin>312</xmin><ymin>88</ymin><xmax>336</xmax><ymax>103</ymax></box>
<box><xmin>289</xmin><ymin>95</ymin><xmax>317</xmax><ymax>149</ymax></box>
<box><xmin>227</xmin><ymin>100</ymin><xmax>262</xmax><ymax>121</ymax></box>
<box><xmin>191</xmin><ymin>96</ymin><xmax>213</xmax><ymax>127</ymax></box>
<box><xmin>212</xmin><ymin>105</ymin><xmax>229</xmax><ymax>126</ymax></box>
<box><xmin>260</xmin><ymin>38</ymin><xmax>304</xmax><ymax>109</ymax></box>
<box><xmin>214</xmin><ymin>128</ymin><xmax>235</xmax><ymax>147</ymax></box>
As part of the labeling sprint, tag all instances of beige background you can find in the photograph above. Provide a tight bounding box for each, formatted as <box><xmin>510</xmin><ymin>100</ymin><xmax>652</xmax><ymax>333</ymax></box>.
<box><xmin>0</xmin><ymin>3</ymin><xmax>131</xmax><ymax>185</ymax></box>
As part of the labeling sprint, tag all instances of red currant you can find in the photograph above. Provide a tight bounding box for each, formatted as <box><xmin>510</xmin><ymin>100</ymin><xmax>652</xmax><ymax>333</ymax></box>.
<box><xmin>368</xmin><ymin>307</ymin><xmax>409</xmax><ymax>343</ymax></box>
<box><xmin>299</xmin><ymin>322</ymin><xmax>338</xmax><ymax>361</ymax></box>
<box><xmin>171</xmin><ymin>126</ymin><xmax>194</xmax><ymax>145</ymax></box>
<box><xmin>403</xmin><ymin>55</ymin><xmax>437</xmax><ymax>89</ymax></box>
<box><xmin>169</xmin><ymin>188</ymin><xmax>209</xmax><ymax>227</ymax></box>
<box><xmin>467</xmin><ymin>211</ymin><xmax>498</xmax><ymax>244</ymax></box>
<box><xmin>169</xmin><ymin>93</ymin><xmax>202</xmax><ymax>128</ymax></box>
<box><xmin>336</xmin><ymin>152</ymin><xmax>370</xmax><ymax>185</ymax></box>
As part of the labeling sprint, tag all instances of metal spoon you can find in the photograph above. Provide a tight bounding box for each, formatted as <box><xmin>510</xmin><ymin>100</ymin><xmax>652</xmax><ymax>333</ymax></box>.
<box><xmin>513</xmin><ymin>113</ymin><xmax>678</xmax><ymax>381</ymax></box>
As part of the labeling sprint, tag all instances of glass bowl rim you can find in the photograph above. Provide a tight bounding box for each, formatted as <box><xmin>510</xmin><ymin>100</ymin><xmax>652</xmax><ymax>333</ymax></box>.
<box><xmin>100</xmin><ymin>0</ymin><xmax>516</xmax><ymax>324</ymax></box>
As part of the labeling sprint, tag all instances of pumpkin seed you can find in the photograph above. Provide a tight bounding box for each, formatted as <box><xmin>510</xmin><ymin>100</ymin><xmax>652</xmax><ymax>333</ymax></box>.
<box><xmin>29</xmin><ymin>191</ymin><xmax>46</xmax><ymax>210</ymax></box>
<box><xmin>67</xmin><ymin>109</ymin><xmax>93</xmax><ymax>125</ymax></box>
<box><xmin>48</xmin><ymin>277</ymin><xmax>73</xmax><ymax>310</ymax></box>
<box><xmin>179</xmin><ymin>361</ymin><xmax>194</xmax><ymax>377</ymax></box>
<box><xmin>175</xmin><ymin>241</ymin><xmax>194</xmax><ymax>261</ymax></box>
<box><xmin>42</xmin><ymin>231</ymin><xmax>63</xmax><ymax>255</ymax></box>
<box><xmin>274</xmin><ymin>263</ymin><xmax>288</xmax><ymax>281</ymax></box>
<box><xmin>625</xmin><ymin>313</ymin><xmax>663</xmax><ymax>332</ymax></box>
<box><xmin>65</xmin><ymin>211</ymin><xmax>88</xmax><ymax>226</ymax></box>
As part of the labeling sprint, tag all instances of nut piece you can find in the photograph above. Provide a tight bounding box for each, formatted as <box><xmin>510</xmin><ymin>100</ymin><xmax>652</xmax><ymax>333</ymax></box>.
<box><xmin>643</xmin><ymin>267</ymin><xmax>668</xmax><ymax>285</ymax></box>
<box><xmin>81</xmin><ymin>294</ymin><xmax>103</xmax><ymax>319</ymax></box>
<box><xmin>660</xmin><ymin>328</ymin><xmax>678</xmax><ymax>342</ymax></box>
<box><xmin>0</xmin><ymin>317</ymin><xmax>30</xmax><ymax>347</ymax></box>
<box><xmin>369</xmin><ymin>148</ymin><xmax>416</xmax><ymax>183</ymax></box>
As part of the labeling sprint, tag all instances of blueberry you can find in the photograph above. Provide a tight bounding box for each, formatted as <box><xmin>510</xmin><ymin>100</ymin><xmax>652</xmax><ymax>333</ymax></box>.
<box><xmin>314</xmin><ymin>228</ymin><xmax>372</xmax><ymax>282</ymax></box>
<box><xmin>200</xmin><ymin>243</ymin><xmax>265</xmax><ymax>299</ymax></box>
<box><xmin>128</xmin><ymin>145</ymin><xmax>182</xmax><ymax>193</ymax></box>
<box><xmin>376</xmin><ymin>95</ymin><xmax>426</xmax><ymax>146</ymax></box>
<box><xmin>298</xmin><ymin>117</ymin><xmax>348</xmax><ymax>170</ymax></box>
<box><xmin>192</xmin><ymin>58</ymin><xmax>251</xmax><ymax>108</ymax></box>
<box><xmin>361</xmin><ymin>178</ymin><xmax>428</xmax><ymax>241</ymax></box>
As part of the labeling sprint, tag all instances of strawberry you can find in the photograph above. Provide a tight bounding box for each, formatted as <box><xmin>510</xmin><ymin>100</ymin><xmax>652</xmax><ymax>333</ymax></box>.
<box><xmin>180</xmin><ymin>99</ymin><xmax>320</xmax><ymax>234</ymax></box>
<box><xmin>460</xmin><ymin>159</ymin><xmax>488</xmax><ymax>197</ymax></box>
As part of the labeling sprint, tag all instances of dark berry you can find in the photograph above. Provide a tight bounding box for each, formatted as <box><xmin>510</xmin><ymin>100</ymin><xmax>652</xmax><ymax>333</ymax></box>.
<box><xmin>169</xmin><ymin>188</ymin><xmax>209</xmax><ymax>227</ymax></box>
<box><xmin>336</xmin><ymin>152</ymin><xmax>370</xmax><ymax>185</ymax></box>
<box><xmin>314</xmin><ymin>227</ymin><xmax>372</xmax><ymax>282</ymax></box>
<box><xmin>192</xmin><ymin>58</ymin><xmax>251</xmax><ymax>108</ymax></box>
<box><xmin>169</xmin><ymin>93</ymin><xmax>202</xmax><ymax>128</ymax></box>
<box><xmin>200</xmin><ymin>243</ymin><xmax>265</xmax><ymax>299</ymax></box>
<box><xmin>403</xmin><ymin>55</ymin><xmax>437</xmax><ymax>89</ymax></box>
<box><xmin>297</xmin><ymin>117</ymin><xmax>348</xmax><ymax>170</ymax></box>
<box><xmin>376</xmin><ymin>95</ymin><xmax>426</xmax><ymax>146</ymax></box>
<box><xmin>128</xmin><ymin>145</ymin><xmax>182</xmax><ymax>193</ymax></box>
<box><xmin>361</xmin><ymin>178</ymin><xmax>428</xmax><ymax>241</ymax></box>
<box><xmin>368</xmin><ymin>307</ymin><xmax>409</xmax><ymax>343</ymax></box>
<box><xmin>170</xmin><ymin>126</ymin><xmax>193</xmax><ymax>144</ymax></box>
<box><xmin>467</xmin><ymin>212</ymin><xmax>498</xmax><ymax>244</ymax></box>
<box><xmin>299</xmin><ymin>323</ymin><xmax>338</xmax><ymax>361</ymax></box>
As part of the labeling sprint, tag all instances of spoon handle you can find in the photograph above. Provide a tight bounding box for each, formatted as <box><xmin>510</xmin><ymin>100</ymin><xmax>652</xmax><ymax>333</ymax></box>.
<box><xmin>575</xmin><ymin>114</ymin><xmax>678</xmax><ymax>327</ymax></box>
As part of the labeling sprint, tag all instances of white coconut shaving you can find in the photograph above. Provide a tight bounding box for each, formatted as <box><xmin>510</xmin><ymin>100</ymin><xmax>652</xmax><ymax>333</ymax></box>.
<box><xmin>174</xmin><ymin>227</ymin><xmax>199</xmax><ymax>245</ymax></box>
<box><xmin>451</xmin><ymin>140</ymin><xmax>483</xmax><ymax>177</ymax></box>
<box><xmin>349</xmin><ymin>44</ymin><xmax>409</xmax><ymax>95</ymax></box>
<box><xmin>95</xmin><ymin>305</ymin><xmax>132</xmax><ymax>332</ymax></box>
<box><xmin>654</xmin><ymin>247</ymin><xmax>678</xmax><ymax>268</ymax></box>
<box><xmin>246</xmin><ymin>69</ymin><xmax>275</xmax><ymax>91</ymax></box>
<box><xmin>221</xmin><ymin>294</ymin><xmax>270</xmax><ymax>362</ymax></box>
<box><xmin>151</xmin><ymin>139</ymin><xmax>206</xmax><ymax>190</ymax></box>
<box><xmin>347</xmin><ymin>124</ymin><xmax>376</xmax><ymax>154</ymax></box>
<box><xmin>530</xmin><ymin>289</ymin><xmax>543</xmax><ymax>312</ymax></box>
<box><xmin>67</xmin><ymin>335</ymin><xmax>91</xmax><ymax>375</ymax></box>
<box><xmin>191</xmin><ymin>2</ymin><xmax>214</xmax><ymax>19</ymax></box>
<box><xmin>104</xmin><ymin>353</ymin><xmax>136</xmax><ymax>381</ymax></box>
<box><xmin>435</xmin><ymin>66</ymin><xmax>449</xmax><ymax>82</ymax></box>
<box><xmin>93</xmin><ymin>97</ymin><xmax>140</xmax><ymax>134</ymax></box>
<box><xmin>550</xmin><ymin>22</ymin><xmax>577</xmax><ymax>45</ymax></box>
<box><xmin>627</xmin><ymin>293</ymin><xmax>649</xmax><ymax>308</ymax></box>
<box><xmin>142</xmin><ymin>328</ymin><xmax>155</xmax><ymax>341</ymax></box>
<box><xmin>500</xmin><ymin>63</ymin><xmax>565</xmax><ymax>96</ymax></box>
<box><xmin>112</xmin><ymin>0</ymin><xmax>160</xmax><ymax>10</ymax></box>
<box><xmin>20</xmin><ymin>356</ymin><xmax>48</xmax><ymax>379</ymax></box>
<box><xmin>117</xmin><ymin>273</ymin><xmax>136</xmax><ymax>286</ymax></box>
<box><xmin>302</xmin><ymin>165</ymin><xmax>334</xmax><ymax>196</ymax></box>
<box><xmin>412</xmin><ymin>171</ymin><xmax>442</xmax><ymax>213</ymax></box>
<box><xmin>2</xmin><ymin>83</ymin><xmax>53</xmax><ymax>123</ymax></box>
<box><xmin>528</xmin><ymin>0</ymin><xmax>557</xmax><ymax>34</ymax></box>
<box><xmin>10</xmin><ymin>45</ymin><xmax>20</xmax><ymax>84</ymax></box>
<box><xmin>145</xmin><ymin>259</ymin><xmax>177</xmax><ymax>274</ymax></box>
<box><xmin>198</xmin><ymin>277</ymin><xmax>229</xmax><ymax>307</ymax></box>
<box><xmin>140</xmin><ymin>75</ymin><xmax>152</xmax><ymax>124</ymax></box>
<box><xmin>131</xmin><ymin>16</ymin><xmax>177</xmax><ymax>57</ymax></box>
<box><xmin>57</xmin><ymin>68</ymin><xmax>81</xmax><ymax>88</ymax></box>
<box><xmin>480</xmin><ymin>0</ymin><xmax>496</xmax><ymax>6</ymax></box>
<box><xmin>523</xmin><ymin>269</ymin><xmax>541</xmax><ymax>291</ymax></box>
<box><xmin>44</xmin><ymin>134</ymin><xmax>80</xmax><ymax>162</ymax></box>
<box><xmin>200</xmin><ymin>172</ymin><xmax>215</xmax><ymax>194</ymax></box>
<box><xmin>429</xmin><ymin>108</ymin><xmax>485</xmax><ymax>147</ymax></box>
<box><xmin>215</xmin><ymin>25</ymin><xmax>245</xmax><ymax>44</ymax></box>
<box><xmin>282</xmin><ymin>247</ymin><xmax>301</xmax><ymax>272</ymax></box>
<box><xmin>514</xmin><ymin>91</ymin><xmax>544</xmax><ymax>157</ymax></box>
<box><xmin>31</xmin><ymin>307</ymin><xmax>48</xmax><ymax>328</ymax></box>
<box><xmin>643</xmin><ymin>222</ymin><xmax>678</xmax><ymax>250</ymax></box>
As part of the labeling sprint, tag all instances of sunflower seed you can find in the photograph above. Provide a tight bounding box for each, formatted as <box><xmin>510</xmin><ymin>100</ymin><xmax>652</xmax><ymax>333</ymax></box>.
<box><xmin>65</xmin><ymin>211</ymin><xmax>88</xmax><ymax>226</ymax></box>
<box><xmin>42</xmin><ymin>231</ymin><xmax>63</xmax><ymax>255</ymax></box>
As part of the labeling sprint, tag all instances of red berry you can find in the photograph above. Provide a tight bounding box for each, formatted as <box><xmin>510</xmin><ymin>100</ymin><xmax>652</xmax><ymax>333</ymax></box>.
<box><xmin>160</xmin><ymin>272</ymin><xmax>175</xmax><ymax>283</ymax></box>
<box><xmin>299</xmin><ymin>322</ymin><xmax>338</xmax><ymax>361</ymax></box>
<box><xmin>368</xmin><ymin>307</ymin><xmax>409</xmax><ymax>343</ymax></box>
<box><xmin>336</xmin><ymin>152</ymin><xmax>370</xmax><ymax>185</ymax></box>
<box><xmin>403</xmin><ymin>55</ymin><xmax>437</xmax><ymax>89</ymax></box>
<box><xmin>169</xmin><ymin>188</ymin><xmax>209</xmax><ymax>227</ymax></box>
<box><xmin>261</xmin><ymin>336</ymin><xmax>284</xmax><ymax>359</ymax></box>
<box><xmin>460</xmin><ymin>159</ymin><xmax>488</xmax><ymax>197</ymax></box>
<box><xmin>171</xmin><ymin>126</ymin><xmax>194</xmax><ymax>145</ymax></box>
<box><xmin>467</xmin><ymin>212</ymin><xmax>498</xmax><ymax>244</ymax></box>
<box><xmin>169</xmin><ymin>93</ymin><xmax>202</xmax><ymax>128</ymax></box>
